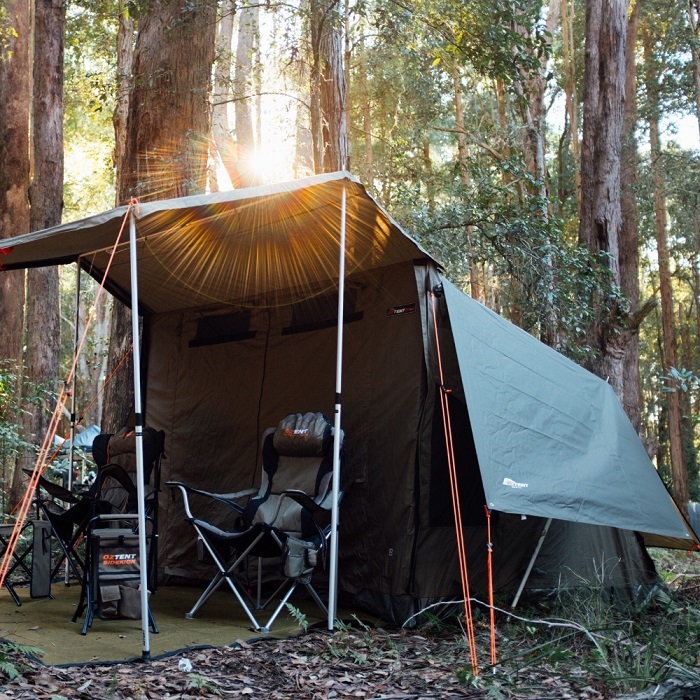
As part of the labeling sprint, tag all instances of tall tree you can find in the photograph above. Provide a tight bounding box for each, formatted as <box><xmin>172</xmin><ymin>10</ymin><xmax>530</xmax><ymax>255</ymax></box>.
<box><xmin>234</xmin><ymin>3</ymin><xmax>259</xmax><ymax>187</ymax></box>
<box><xmin>103</xmin><ymin>0</ymin><xmax>217</xmax><ymax>433</ymax></box>
<box><xmin>577</xmin><ymin>0</ymin><xmax>628</xmax><ymax>393</ymax></box>
<box><xmin>118</xmin><ymin>0</ymin><xmax>217</xmax><ymax>201</ymax></box>
<box><xmin>309</xmin><ymin>0</ymin><xmax>348</xmax><ymax>172</ymax></box>
<box><xmin>619</xmin><ymin>0</ymin><xmax>644</xmax><ymax>433</ymax></box>
<box><xmin>642</xmin><ymin>23</ymin><xmax>688</xmax><ymax>506</ymax></box>
<box><xmin>0</xmin><ymin>0</ymin><xmax>29</xmax><ymax>365</ymax></box>
<box><xmin>11</xmin><ymin>0</ymin><xmax>65</xmax><ymax>506</ymax></box>
<box><xmin>212</xmin><ymin>0</ymin><xmax>237</xmax><ymax>186</ymax></box>
<box><xmin>112</xmin><ymin>0</ymin><xmax>134</xmax><ymax>183</ymax></box>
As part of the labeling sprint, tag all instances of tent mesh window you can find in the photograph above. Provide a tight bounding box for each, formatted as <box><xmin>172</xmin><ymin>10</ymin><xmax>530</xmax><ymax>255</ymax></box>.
<box><xmin>282</xmin><ymin>289</ymin><xmax>362</xmax><ymax>335</ymax></box>
<box><xmin>429</xmin><ymin>388</ymin><xmax>488</xmax><ymax>527</ymax></box>
<box><xmin>189</xmin><ymin>310</ymin><xmax>255</xmax><ymax>347</ymax></box>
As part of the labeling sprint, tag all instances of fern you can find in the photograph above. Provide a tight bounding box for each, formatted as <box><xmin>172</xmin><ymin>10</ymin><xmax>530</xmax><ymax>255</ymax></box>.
<box><xmin>285</xmin><ymin>603</ymin><xmax>309</xmax><ymax>632</ymax></box>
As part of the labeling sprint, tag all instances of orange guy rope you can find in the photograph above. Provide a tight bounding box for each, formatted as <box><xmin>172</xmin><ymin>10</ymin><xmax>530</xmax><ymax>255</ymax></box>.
<box><xmin>430</xmin><ymin>290</ymin><xmax>479</xmax><ymax>675</ymax></box>
<box><xmin>0</xmin><ymin>199</ymin><xmax>138</xmax><ymax>592</ymax></box>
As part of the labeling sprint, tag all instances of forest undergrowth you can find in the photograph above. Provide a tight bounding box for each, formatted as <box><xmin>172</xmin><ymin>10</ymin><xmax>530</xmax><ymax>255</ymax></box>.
<box><xmin>0</xmin><ymin>550</ymin><xmax>699</xmax><ymax>699</ymax></box>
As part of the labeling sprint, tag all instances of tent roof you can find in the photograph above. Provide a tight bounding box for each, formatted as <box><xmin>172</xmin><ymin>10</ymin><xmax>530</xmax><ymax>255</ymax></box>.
<box><xmin>0</xmin><ymin>172</ymin><xmax>431</xmax><ymax>314</ymax></box>
<box><xmin>444</xmin><ymin>279</ymin><xmax>698</xmax><ymax>549</ymax></box>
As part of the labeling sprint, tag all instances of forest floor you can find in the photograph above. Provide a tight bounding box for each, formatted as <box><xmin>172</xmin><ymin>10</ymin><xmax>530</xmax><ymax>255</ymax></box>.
<box><xmin>1</xmin><ymin>551</ymin><xmax>699</xmax><ymax>700</ymax></box>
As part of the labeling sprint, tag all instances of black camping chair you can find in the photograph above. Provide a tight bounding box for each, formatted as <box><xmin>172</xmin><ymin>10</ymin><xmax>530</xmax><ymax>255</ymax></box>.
<box><xmin>168</xmin><ymin>411</ymin><xmax>343</xmax><ymax>632</ymax></box>
<box><xmin>91</xmin><ymin>427</ymin><xmax>166</xmax><ymax>591</ymax></box>
<box><xmin>28</xmin><ymin>470</ymin><xmax>113</xmax><ymax>587</ymax></box>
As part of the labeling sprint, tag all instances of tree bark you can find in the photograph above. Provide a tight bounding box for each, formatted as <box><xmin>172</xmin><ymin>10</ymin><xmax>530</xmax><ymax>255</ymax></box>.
<box><xmin>11</xmin><ymin>0</ymin><xmax>64</xmax><ymax>507</ymax></box>
<box><xmin>233</xmin><ymin>3</ymin><xmax>259</xmax><ymax>187</ymax></box>
<box><xmin>112</xmin><ymin>0</ymin><xmax>134</xmax><ymax>186</ymax></box>
<box><xmin>0</xmin><ymin>0</ymin><xmax>30</xmax><ymax>366</ymax></box>
<box><xmin>513</xmin><ymin>0</ymin><xmax>557</xmax><ymax>209</ymax></box>
<box><xmin>310</xmin><ymin>0</ymin><xmax>348</xmax><ymax>173</ymax></box>
<box><xmin>104</xmin><ymin>0</ymin><xmax>217</xmax><ymax>434</ymax></box>
<box><xmin>119</xmin><ymin>0</ymin><xmax>217</xmax><ymax>202</ymax></box>
<box><xmin>643</xmin><ymin>25</ymin><xmax>688</xmax><ymax>506</ymax></box>
<box><xmin>578</xmin><ymin>0</ymin><xmax>628</xmax><ymax>395</ymax></box>
<box><xmin>619</xmin><ymin>1</ymin><xmax>643</xmax><ymax>433</ymax></box>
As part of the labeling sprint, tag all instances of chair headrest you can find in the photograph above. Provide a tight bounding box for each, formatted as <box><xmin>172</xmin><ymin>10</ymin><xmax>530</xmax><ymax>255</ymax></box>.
<box><xmin>273</xmin><ymin>412</ymin><xmax>331</xmax><ymax>457</ymax></box>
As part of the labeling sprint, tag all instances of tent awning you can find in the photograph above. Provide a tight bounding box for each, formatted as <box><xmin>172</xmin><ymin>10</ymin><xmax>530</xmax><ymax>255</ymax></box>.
<box><xmin>443</xmin><ymin>279</ymin><xmax>698</xmax><ymax>549</ymax></box>
<box><xmin>0</xmin><ymin>172</ymin><xmax>432</xmax><ymax>314</ymax></box>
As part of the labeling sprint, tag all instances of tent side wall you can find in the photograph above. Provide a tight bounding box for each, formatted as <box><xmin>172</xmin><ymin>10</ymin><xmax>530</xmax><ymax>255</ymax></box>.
<box><xmin>145</xmin><ymin>260</ymin><xmax>430</xmax><ymax>613</ymax></box>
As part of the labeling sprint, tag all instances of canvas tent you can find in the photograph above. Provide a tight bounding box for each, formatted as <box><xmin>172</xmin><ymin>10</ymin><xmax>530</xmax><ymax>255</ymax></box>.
<box><xmin>1</xmin><ymin>171</ymin><xmax>697</xmax><ymax>627</ymax></box>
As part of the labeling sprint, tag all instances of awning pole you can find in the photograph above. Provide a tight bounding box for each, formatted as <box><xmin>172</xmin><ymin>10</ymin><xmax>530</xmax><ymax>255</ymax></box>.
<box><xmin>128</xmin><ymin>209</ymin><xmax>151</xmax><ymax>660</ymax></box>
<box><xmin>65</xmin><ymin>262</ymin><xmax>81</xmax><ymax>584</ymax></box>
<box><xmin>328</xmin><ymin>182</ymin><xmax>347</xmax><ymax>631</ymax></box>
<box><xmin>511</xmin><ymin>517</ymin><xmax>552</xmax><ymax>609</ymax></box>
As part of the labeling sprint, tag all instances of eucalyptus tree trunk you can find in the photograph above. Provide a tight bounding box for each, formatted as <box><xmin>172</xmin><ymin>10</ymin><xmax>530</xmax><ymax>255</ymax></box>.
<box><xmin>103</xmin><ymin>0</ymin><xmax>217</xmax><ymax>434</ymax></box>
<box><xmin>578</xmin><ymin>0</ymin><xmax>628</xmax><ymax>395</ymax></box>
<box><xmin>619</xmin><ymin>1</ymin><xmax>643</xmax><ymax>433</ymax></box>
<box><xmin>113</xmin><ymin>0</ymin><xmax>134</xmax><ymax>184</ymax></box>
<box><xmin>560</xmin><ymin>0</ymin><xmax>580</xmax><ymax>207</ymax></box>
<box><xmin>234</xmin><ymin>3</ymin><xmax>259</xmax><ymax>187</ymax></box>
<box><xmin>452</xmin><ymin>62</ymin><xmax>482</xmax><ymax>303</ymax></box>
<box><xmin>0</xmin><ymin>0</ymin><xmax>30</xmax><ymax>366</ymax></box>
<box><xmin>356</xmin><ymin>50</ymin><xmax>374</xmax><ymax>189</ymax></box>
<box><xmin>11</xmin><ymin>0</ymin><xmax>64</xmax><ymax>507</ymax></box>
<box><xmin>309</xmin><ymin>0</ymin><xmax>348</xmax><ymax>173</ymax></box>
<box><xmin>118</xmin><ymin>0</ymin><xmax>217</xmax><ymax>202</ymax></box>
<box><xmin>513</xmin><ymin>0</ymin><xmax>558</xmax><ymax>210</ymax></box>
<box><xmin>643</xmin><ymin>25</ymin><xmax>688</xmax><ymax>506</ymax></box>
<box><xmin>212</xmin><ymin>0</ymin><xmax>236</xmax><ymax>187</ymax></box>
<box><xmin>294</xmin><ymin>54</ymin><xmax>314</xmax><ymax>178</ymax></box>
<box><xmin>76</xmin><ymin>281</ymin><xmax>110</xmax><ymax>428</ymax></box>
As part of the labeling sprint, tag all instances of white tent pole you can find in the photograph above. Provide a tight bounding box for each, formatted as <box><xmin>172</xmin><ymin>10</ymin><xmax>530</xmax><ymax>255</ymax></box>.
<box><xmin>128</xmin><ymin>209</ymin><xmax>151</xmax><ymax>660</ymax></box>
<box><xmin>511</xmin><ymin>517</ymin><xmax>552</xmax><ymax>609</ymax></box>
<box><xmin>328</xmin><ymin>182</ymin><xmax>347</xmax><ymax>631</ymax></box>
<box><xmin>65</xmin><ymin>261</ymin><xmax>81</xmax><ymax>584</ymax></box>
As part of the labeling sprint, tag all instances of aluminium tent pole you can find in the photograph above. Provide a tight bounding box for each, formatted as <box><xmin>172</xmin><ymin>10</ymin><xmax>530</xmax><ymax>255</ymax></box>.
<box><xmin>128</xmin><ymin>208</ymin><xmax>151</xmax><ymax>660</ymax></box>
<box><xmin>328</xmin><ymin>182</ymin><xmax>347</xmax><ymax>631</ymax></box>
<box><xmin>65</xmin><ymin>262</ymin><xmax>81</xmax><ymax>584</ymax></box>
<box><xmin>511</xmin><ymin>517</ymin><xmax>552</xmax><ymax>609</ymax></box>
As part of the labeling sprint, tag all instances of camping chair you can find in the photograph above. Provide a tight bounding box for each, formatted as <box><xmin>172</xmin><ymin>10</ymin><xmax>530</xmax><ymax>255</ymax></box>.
<box><xmin>91</xmin><ymin>427</ymin><xmax>166</xmax><ymax>590</ymax></box>
<box><xmin>28</xmin><ymin>470</ymin><xmax>112</xmax><ymax>587</ymax></box>
<box><xmin>73</xmin><ymin>512</ymin><xmax>158</xmax><ymax>635</ymax></box>
<box><xmin>168</xmin><ymin>411</ymin><xmax>343</xmax><ymax>632</ymax></box>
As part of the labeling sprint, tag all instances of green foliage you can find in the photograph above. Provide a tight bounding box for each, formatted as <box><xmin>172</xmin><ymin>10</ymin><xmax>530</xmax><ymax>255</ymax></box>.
<box><xmin>63</xmin><ymin>0</ymin><xmax>118</xmax><ymax>219</ymax></box>
<box><xmin>0</xmin><ymin>5</ymin><xmax>17</xmax><ymax>62</ymax></box>
<box><xmin>186</xmin><ymin>672</ymin><xmax>222</xmax><ymax>695</ymax></box>
<box><xmin>0</xmin><ymin>359</ymin><xmax>57</xmax><ymax>510</ymax></box>
<box><xmin>0</xmin><ymin>641</ymin><xmax>44</xmax><ymax>681</ymax></box>
<box><xmin>285</xmin><ymin>603</ymin><xmax>309</xmax><ymax>632</ymax></box>
<box><xmin>0</xmin><ymin>361</ymin><xmax>29</xmax><ymax>511</ymax></box>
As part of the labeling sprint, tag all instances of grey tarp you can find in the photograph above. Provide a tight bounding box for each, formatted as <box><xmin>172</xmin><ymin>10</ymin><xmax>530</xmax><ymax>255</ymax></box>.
<box><xmin>442</xmin><ymin>279</ymin><xmax>693</xmax><ymax>548</ymax></box>
<box><xmin>1</xmin><ymin>171</ymin><xmax>697</xmax><ymax>623</ymax></box>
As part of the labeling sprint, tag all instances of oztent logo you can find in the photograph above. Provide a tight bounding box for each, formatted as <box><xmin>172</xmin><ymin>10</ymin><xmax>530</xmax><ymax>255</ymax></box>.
<box><xmin>502</xmin><ymin>477</ymin><xmax>529</xmax><ymax>490</ymax></box>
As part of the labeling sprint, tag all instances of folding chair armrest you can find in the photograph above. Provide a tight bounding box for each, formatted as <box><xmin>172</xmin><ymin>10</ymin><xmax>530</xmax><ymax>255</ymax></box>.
<box><xmin>166</xmin><ymin>481</ymin><xmax>254</xmax><ymax>518</ymax></box>
<box><xmin>23</xmin><ymin>469</ymin><xmax>80</xmax><ymax>505</ymax></box>
<box><xmin>281</xmin><ymin>489</ymin><xmax>342</xmax><ymax>514</ymax></box>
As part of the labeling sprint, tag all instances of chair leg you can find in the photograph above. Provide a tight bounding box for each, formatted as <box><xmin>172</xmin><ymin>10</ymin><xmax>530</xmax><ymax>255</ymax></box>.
<box><xmin>185</xmin><ymin>529</ymin><xmax>268</xmax><ymax>631</ymax></box>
